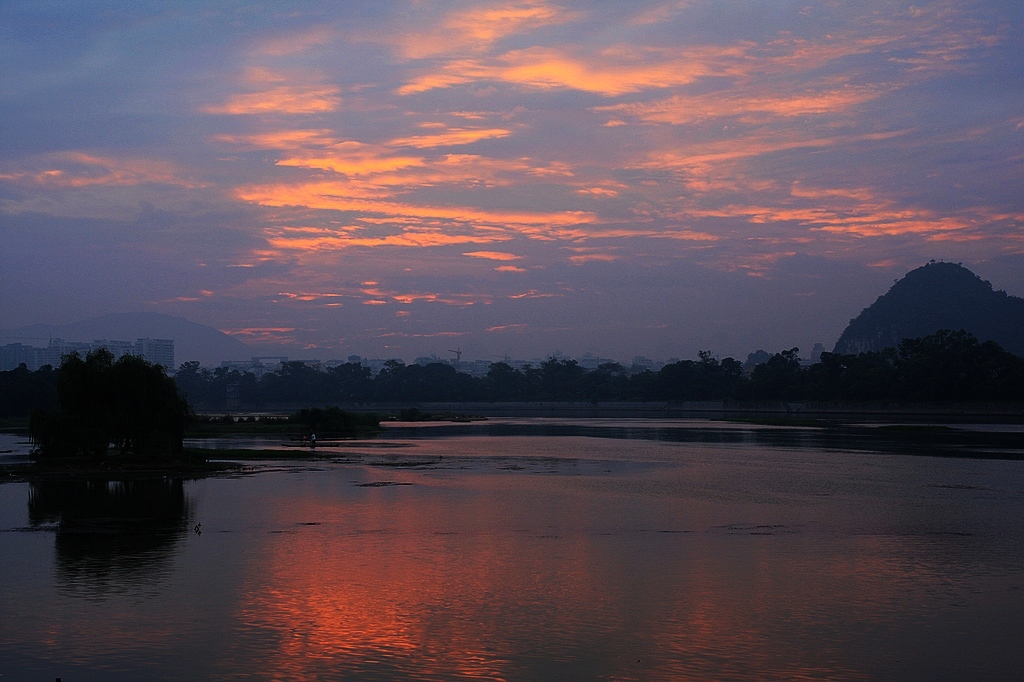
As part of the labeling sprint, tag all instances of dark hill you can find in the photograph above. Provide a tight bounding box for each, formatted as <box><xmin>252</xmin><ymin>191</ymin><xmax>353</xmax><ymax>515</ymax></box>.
<box><xmin>834</xmin><ymin>262</ymin><xmax>1024</xmax><ymax>356</ymax></box>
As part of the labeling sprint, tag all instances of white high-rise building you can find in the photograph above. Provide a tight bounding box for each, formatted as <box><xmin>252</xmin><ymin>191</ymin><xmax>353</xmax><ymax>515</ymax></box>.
<box><xmin>135</xmin><ymin>338</ymin><xmax>175</xmax><ymax>369</ymax></box>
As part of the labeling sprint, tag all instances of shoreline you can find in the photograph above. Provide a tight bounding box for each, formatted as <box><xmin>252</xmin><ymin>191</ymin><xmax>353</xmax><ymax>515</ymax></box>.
<box><xmin>3</xmin><ymin>408</ymin><xmax>1023</xmax><ymax>483</ymax></box>
<box><xmin>190</xmin><ymin>400</ymin><xmax>1024</xmax><ymax>421</ymax></box>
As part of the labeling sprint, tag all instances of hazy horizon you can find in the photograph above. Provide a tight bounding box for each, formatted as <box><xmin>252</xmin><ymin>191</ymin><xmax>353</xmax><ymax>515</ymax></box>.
<box><xmin>3</xmin><ymin>1</ymin><xmax>1022</xmax><ymax>362</ymax></box>
<box><xmin>0</xmin><ymin>310</ymin><xmax>803</xmax><ymax>365</ymax></box>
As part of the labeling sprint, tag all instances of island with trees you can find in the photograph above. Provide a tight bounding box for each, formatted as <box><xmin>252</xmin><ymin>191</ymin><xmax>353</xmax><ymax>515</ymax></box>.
<box><xmin>1</xmin><ymin>349</ymin><xmax>384</xmax><ymax>478</ymax></box>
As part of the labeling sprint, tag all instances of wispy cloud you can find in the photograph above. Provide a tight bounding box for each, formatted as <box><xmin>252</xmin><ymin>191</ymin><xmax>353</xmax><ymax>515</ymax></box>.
<box><xmin>462</xmin><ymin>251</ymin><xmax>523</xmax><ymax>261</ymax></box>
<box><xmin>598</xmin><ymin>83</ymin><xmax>887</xmax><ymax>125</ymax></box>
<box><xmin>390</xmin><ymin>0</ymin><xmax>574</xmax><ymax>59</ymax></box>
<box><xmin>204</xmin><ymin>85</ymin><xmax>342</xmax><ymax>115</ymax></box>
<box><xmin>238</xmin><ymin>183</ymin><xmax>594</xmax><ymax>229</ymax></box>
<box><xmin>1</xmin><ymin>152</ymin><xmax>203</xmax><ymax>189</ymax></box>
<box><xmin>398</xmin><ymin>44</ymin><xmax>750</xmax><ymax>96</ymax></box>
<box><xmin>265</xmin><ymin>230</ymin><xmax>505</xmax><ymax>251</ymax></box>
<box><xmin>388</xmin><ymin>127</ymin><xmax>513</xmax><ymax>149</ymax></box>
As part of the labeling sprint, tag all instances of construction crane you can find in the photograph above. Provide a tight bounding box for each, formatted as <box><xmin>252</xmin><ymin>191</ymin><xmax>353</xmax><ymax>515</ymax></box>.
<box><xmin>448</xmin><ymin>347</ymin><xmax>463</xmax><ymax>362</ymax></box>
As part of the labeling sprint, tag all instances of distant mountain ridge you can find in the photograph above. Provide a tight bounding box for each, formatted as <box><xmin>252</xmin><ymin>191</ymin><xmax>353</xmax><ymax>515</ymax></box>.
<box><xmin>834</xmin><ymin>262</ymin><xmax>1024</xmax><ymax>356</ymax></box>
<box><xmin>0</xmin><ymin>312</ymin><xmax>252</xmax><ymax>367</ymax></box>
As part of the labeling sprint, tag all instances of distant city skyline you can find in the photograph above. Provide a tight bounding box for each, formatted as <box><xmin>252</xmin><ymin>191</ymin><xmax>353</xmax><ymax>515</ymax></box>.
<box><xmin>0</xmin><ymin>336</ymin><xmax>173</xmax><ymax>372</ymax></box>
<box><xmin>2</xmin><ymin>2</ymin><xmax>1022</xmax><ymax>361</ymax></box>
<box><xmin>0</xmin><ymin>325</ymin><xmax>827</xmax><ymax>374</ymax></box>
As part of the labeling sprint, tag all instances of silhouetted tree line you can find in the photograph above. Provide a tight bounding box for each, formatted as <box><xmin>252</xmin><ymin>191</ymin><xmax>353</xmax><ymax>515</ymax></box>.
<box><xmin>2</xmin><ymin>331</ymin><xmax>1021</xmax><ymax>421</ymax></box>
<box><xmin>170</xmin><ymin>330</ymin><xmax>1024</xmax><ymax>407</ymax></box>
<box><xmin>0</xmin><ymin>362</ymin><xmax>58</xmax><ymax>417</ymax></box>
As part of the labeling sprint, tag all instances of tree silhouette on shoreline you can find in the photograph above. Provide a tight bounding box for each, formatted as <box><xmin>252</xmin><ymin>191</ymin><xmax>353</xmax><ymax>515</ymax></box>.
<box><xmin>5</xmin><ymin>331</ymin><xmax>1023</xmax><ymax>419</ymax></box>
<box><xmin>29</xmin><ymin>349</ymin><xmax>191</xmax><ymax>460</ymax></box>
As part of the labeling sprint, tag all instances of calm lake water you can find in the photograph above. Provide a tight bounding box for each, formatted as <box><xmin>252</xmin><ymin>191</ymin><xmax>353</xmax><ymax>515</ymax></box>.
<box><xmin>1</xmin><ymin>419</ymin><xmax>1023</xmax><ymax>681</ymax></box>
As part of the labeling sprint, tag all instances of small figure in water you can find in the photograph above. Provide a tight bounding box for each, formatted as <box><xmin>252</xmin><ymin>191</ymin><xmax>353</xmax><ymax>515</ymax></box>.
<box><xmin>310</xmin><ymin>432</ymin><xmax>316</xmax><ymax>448</ymax></box>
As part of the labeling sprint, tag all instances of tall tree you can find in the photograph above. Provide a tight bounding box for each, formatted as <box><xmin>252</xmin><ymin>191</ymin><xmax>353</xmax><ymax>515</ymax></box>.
<box><xmin>30</xmin><ymin>349</ymin><xmax>191</xmax><ymax>460</ymax></box>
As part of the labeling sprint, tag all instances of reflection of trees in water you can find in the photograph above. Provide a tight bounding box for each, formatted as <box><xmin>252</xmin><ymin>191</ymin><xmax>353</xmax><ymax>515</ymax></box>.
<box><xmin>28</xmin><ymin>478</ymin><xmax>193</xmax><ymax>597</ymax></box>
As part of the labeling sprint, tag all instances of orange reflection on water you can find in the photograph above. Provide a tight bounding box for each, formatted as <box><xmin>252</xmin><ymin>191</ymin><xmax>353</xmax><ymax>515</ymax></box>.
<box><xmin>201</xmin><ymin>455</ymin><xmax>1024</xmax><ymax>681</ymax></box>
<box><xmin>7</xmin><ymin>444</ymin><xmax>1022</xmax><ymax>680</ymax></box>
<box><xmin>227</xmin><ymin>481</ymin><xmax>618</xmax><ymax>679</ymax></box>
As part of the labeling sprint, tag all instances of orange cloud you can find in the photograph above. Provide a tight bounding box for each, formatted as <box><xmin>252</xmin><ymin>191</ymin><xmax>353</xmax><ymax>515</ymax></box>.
<box><xmin>462</xmin><ymin>251</ymin><xmax>522</xmax><ymax>261</ymax></box>
<box><xmin>813</xmin><ymin>215</ymin><xmax>974</xmax><ymax>238</ymax></box>
<box><xmin>393</xmin><ymin>0</ymin><xmax>573</xmax><ymax>59</ymax></box>
<box><xmin>599</xmin><ymin>84</ymin><xmax>886</xmax><ymax>125</ymax></box>
<box><xmin>277</xmin><ymin>291</ymin><xmax>346</xmax><ymax>302</ymax></box>
<box><xmin>0</xmin><ymin>152</ymin><xmax>203</xmax><ymax>189</ymax></box>
<box><xmin>199</xmin><ymin>2</ymin><xmax>1014</xmax><ymax>280</ymax></box>
<box><xmin>395</xmin><ymin>5</ymin><xmax>998</xmax><ymax>101</ymax></box>
<box><xmin>655</xmin><ymin>230</ymin><xmax>722</xmax><ymax>241</ymax></box>
<box><xmin>685</xmin><ymin>194</ymin><xmax>979</xmax><ymax>239</ymax></box>
<box><xmin>398</xmin><ymin>44</ymin><xmax>749</xmax><ymax>96</ymax></box>
<box><xmin>204</xmin><ymin>86</ymin><xmax>341</xmax><ymax>115</ymax></box>
<box><xmin>442</xmin><ymin>1</ymin><xmax>568</xmax><ymax>46</ymax></box>
<box><xmin>526</xmin><ymin>161</ymin><xmax>575</xmax><ymax>177</ymax></box>
<box><xmin>577</xmin><ymin>187</ymin><xmax>619</xmax><ymax>197</ymax></box>
<box><xmin>267</xmin><ymin>231</ymin><xmax>506</xmax><ymax>252</ymax></box>
<box><xmin>388</xmin><ymin>127</ymin><xmax>512</xmax><ymax>148</ymax></box>
<box><xmin>238</xmin><ymin>141</ymin><xmax>567</xmax><ymax>192</ymax></box>
<box><xmin>569</xmin><ymin>253</ymin><xmax>618</xmax><ymax>263</ymax></box>
<box><xmin>371</xmin><ymin>154</ymin><xmax>570</xmax><ymax>188</ymax></box>
<box><xmin>381</xmin><ymin>331</ymin><xmax>468</xmax><ymax>338</ymax></box>
<box><xmin>221</xmin><ymin>327</ymin><xmax>300</xmax><ymax>343</ymax></box>
<box><xmin>212</xmin><ymin>122</ymin><xmax>583</xmax><ymax>213</ymax></box>
<box><xmin>360</xmin><ymin>285</ymin><xmax>493</xmax><ymax>307</ymax></box>
<box><xmin>538</xmin><ymin>227</ymin><xmax>720</xmax><ymax>242</ymax></box>
<box><xmin>508</xmin><ymin>290</ymin><xmax>559</xmax><ymax>299</ymax></box>
<box><xmin>277</xmin><ymin>142</ymin><xmax>426</xmax><ymax>176</ymax></box>
<box><xmin>642</xmin><ymin>130</ymin><xmax>911</xmax><ymax>180</ymax></box>
<box><xmin>789</xmin><ymin>183</ymin><xmax>875</xmax><ymax>201</ymax></box>
<box><xmin>212</xmin><ymin>129</ymin><xmax>341</xmax><ymax>151</ymax></box>
<box><xmin>238</xmin><ymin>182</ymin><xmax>595</xmax><ymax>230</ymax></box>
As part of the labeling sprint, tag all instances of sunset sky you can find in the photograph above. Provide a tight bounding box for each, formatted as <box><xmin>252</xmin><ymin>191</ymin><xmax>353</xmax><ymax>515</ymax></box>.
<box><xmin>2</xmin><ymin>1</ymin><xmax>1022</xmax><ymax>362</ymax></box>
